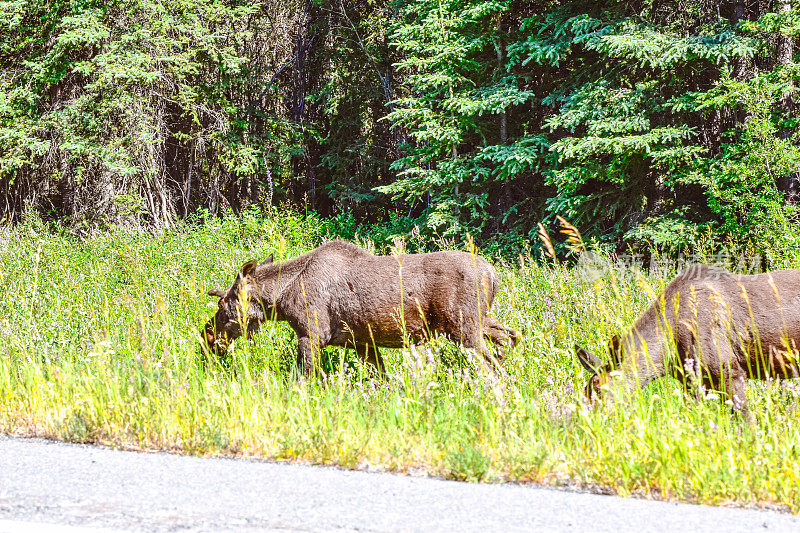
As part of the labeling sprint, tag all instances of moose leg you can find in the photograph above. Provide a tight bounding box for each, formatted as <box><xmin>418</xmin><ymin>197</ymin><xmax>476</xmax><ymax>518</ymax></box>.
<box><xmin>450</xmin><ymin>315</ymin><xmax>502</xmax><ymax>371</ymax></box>
<box><xmin>483</xmin><ymin>317</ymin><xmax>510</xmax><ymax>349</ymax></box>
<box><xmin>358</xmin><ymin>342</ymin><xmax>385</xmax><ymax>374</ymax></box>
<box><xmin>726</xmin><ymin>372</ymin><xmax>753</xmax><ymax>424</ymax></box>
<box><xmin>483</xmin><ymin>316</ymin><xmax>522</xmax><ymax>364</ymax></box>
<box><xmin>291</xmin><ymin>311</ymin><xmax>332</xmax><ymax>376</ymax></box>
<box><xmin>296</xmin><ymin>335</ymin><xmax>320</xmax><ymax>376</ymax></box>
<box><xmin>704</xmin><ymin>328</ymin><xmax>753</xmax><ymax>420</ymax></box>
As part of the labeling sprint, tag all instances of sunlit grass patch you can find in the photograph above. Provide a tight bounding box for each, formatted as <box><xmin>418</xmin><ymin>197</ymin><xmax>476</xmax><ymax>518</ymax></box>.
<box><xmin>0</xmin><ymin>210</ymin><xmax>798</xmax><ymax>512</ymax></box>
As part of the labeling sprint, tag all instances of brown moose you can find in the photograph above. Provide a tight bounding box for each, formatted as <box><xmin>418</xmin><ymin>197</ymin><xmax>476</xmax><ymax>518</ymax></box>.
<box><xmin>204</xmin><ymin>240</ymin><xmax>520</xmax><ymax>374</ymax></box>
<box><xmin>575</xmin><ymin>264</ymin><xmax>800</xmax><ymax>415</ymax></box>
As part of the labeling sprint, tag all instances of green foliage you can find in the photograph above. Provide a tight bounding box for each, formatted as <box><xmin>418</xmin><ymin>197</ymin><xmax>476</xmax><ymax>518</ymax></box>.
<box><xmin>4</xmin><ymin>1</ymin><xmax>800</xmax><ymax>258</ymax></box>
<box><xmin>381</xmin><ymin>0</ymin><xmax>536</xmax><ymax>238</ymax></box>
<box><xmin>445</xmin><ymin>443</ymin><xmax>492</xmax><ymax>482</ymax></box>
<box><xmin>687</xmin><ymin>70</ymin><xmax>800</xmax><ymax>257</ymax></box>
<box><xmin>3</xmin><ymin>213</ymin><xmax>800</xmax><ymax>509</ymax></box>
<box><xmin>0</xmin><ymin>0</ymin><xmax>301</xmax><ymax>224</ymax></box>
<box><xmin>383</xmin><ymin>1</ymin><xmax>800</xmax><ymax>259</ymax></box>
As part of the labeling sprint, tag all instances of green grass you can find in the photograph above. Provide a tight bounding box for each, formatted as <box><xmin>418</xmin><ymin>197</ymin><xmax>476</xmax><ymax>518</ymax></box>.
<box><xmin>1</xmin><ymin>210</ymin><xmax>799</xmax><ymax>512</ymax></box>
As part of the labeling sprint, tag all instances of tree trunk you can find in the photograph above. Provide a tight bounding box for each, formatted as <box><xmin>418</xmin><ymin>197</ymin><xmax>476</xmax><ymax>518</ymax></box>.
<box><xmin>497</xmin><ymin>16</ymin><xmax>507</xmax><ymax>146</ymax></box>
<box><xmin>497</xmin><ymin>14</ymin><xmax>511</xmax><ymax>232</ymax></box>
<box><xmin>731</xmin><ymin>0</ymin><xmax>751</xmax><ymax>82</ymax></box>
<box><xmin>292</xmin><ymin>0</ymin><xmax>314</xmax><ymax>208</ymax></box>
<box><xmin>775</xmin><ymin>0</ymin><xmax>798</xmax><ymax>204</ymax></box>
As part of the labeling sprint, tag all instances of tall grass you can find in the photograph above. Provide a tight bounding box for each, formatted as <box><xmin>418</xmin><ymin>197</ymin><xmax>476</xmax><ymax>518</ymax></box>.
<box><xmin>1</xmin><ymin>210</ymin><xmax>799</xmax><ymax>511</ymax></box>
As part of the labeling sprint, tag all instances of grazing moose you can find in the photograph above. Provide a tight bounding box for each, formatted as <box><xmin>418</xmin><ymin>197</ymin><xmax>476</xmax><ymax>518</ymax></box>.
<box><xmin>575</xmin><ymin>264</ymin><xmax>800</xmax><ymax>415</ymax></box>
<box><xmin>204</xmin><ymin>240</ymin><xmax>520</xmax><ymax>374</ymax></box>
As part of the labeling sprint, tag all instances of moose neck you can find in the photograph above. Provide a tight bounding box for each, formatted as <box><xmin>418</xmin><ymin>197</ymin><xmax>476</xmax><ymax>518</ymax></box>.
<box><xmin>617</xmin><ymin>308</ymin><xmax>670</xmax><ymax>388</ymax></box>
<box><xmin>250</xmin><ymin>254</ymin><xmax>313</xmax><ymax>313</ymax></box>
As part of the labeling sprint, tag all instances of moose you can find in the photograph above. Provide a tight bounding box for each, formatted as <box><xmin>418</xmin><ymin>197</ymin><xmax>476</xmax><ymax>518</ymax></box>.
<box><xmin>204</xmin><ymin>240</ymin><xmax>521</xmax><ymax>374</ymax></box>
<box><xmin>575</xmin><ymin>264</ymin><xmax>800</xmax><ymax>415</ymax></box>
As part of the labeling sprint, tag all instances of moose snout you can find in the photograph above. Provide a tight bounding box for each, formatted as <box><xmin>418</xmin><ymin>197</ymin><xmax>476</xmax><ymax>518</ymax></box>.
<box><xmin>585</xmin><ymin>374</ymin><xmax>602</xmax><ymax>400</ymax></box>
<box><xmin>202</xmin><ymin>322</ymin><xmax>227</xmax><ymax>356</ymax></box>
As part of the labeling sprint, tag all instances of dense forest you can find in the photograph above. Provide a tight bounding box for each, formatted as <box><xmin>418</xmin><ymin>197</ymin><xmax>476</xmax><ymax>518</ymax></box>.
<box><xmin>2</xmin><ymin>0</ymin><xmax>800</xmax><ymax>256</ymax></box>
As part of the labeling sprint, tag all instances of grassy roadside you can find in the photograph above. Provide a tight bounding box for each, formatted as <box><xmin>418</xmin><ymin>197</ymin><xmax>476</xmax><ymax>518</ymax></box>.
<box><xmin>1</xmin><ymin>211</ymin><xmax>799</xmax><ymax>512</ymax></box>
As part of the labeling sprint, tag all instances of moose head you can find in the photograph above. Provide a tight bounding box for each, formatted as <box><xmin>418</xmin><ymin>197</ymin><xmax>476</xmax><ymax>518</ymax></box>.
<box><xmin>574</xmin><ymin>335</ymin><xmax>625</xmax><ymax>400</ymax></box>
<box><xmin>203</xmin><ymin>255</ymin><xmax>273</xmax><ymax>356</ymax></box>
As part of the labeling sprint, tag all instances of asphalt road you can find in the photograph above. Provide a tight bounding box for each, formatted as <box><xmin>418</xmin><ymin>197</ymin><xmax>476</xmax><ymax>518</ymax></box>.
<box><xmin>1</xmin><ymin>434</ymin><xmax>798</xmax><ymax>532</ymax></box>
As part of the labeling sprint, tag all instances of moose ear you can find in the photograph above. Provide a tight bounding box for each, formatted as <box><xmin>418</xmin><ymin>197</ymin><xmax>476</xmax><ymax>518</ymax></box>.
<box><xmin>239</xmin><ymin>259</ymin><xmax>258</xmax><ymax>279</ymax></box>
<box><xmin>208</xmin><ymin>289</ymin><xmax>226</xmax><ymax>298</ymax></box>
<box><xmin>575</xmin><ymin>344</ymin><xmax>603</xmax><ymax>373</ymax></box>
<box><xmin>260</xmin><ymin>254</ymin><xmax>274</xmax><ymax>267</ymax></box>
<box><xmin>608</xmin><ymin>335</ymin><xmax>624</xmax><ymax>367</ymax></box>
